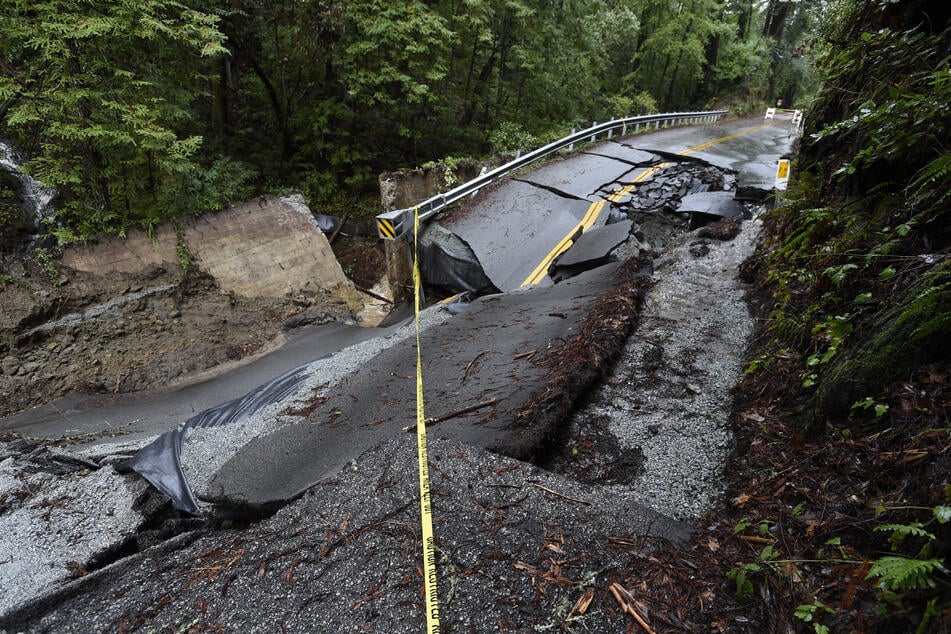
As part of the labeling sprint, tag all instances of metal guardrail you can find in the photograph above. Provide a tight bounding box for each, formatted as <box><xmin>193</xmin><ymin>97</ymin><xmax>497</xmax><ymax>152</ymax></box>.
<box><xmin>376</xmin><ymin>110</ymin><xmax>728</xmax><ymax>239</ymax></box>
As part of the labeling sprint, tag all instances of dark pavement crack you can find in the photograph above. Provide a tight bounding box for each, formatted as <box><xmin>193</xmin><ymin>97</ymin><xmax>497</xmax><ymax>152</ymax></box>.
<box><xmin>511</xmin><ymin>178</ymin><xmax>587</xmax><ymax>202</ymax></box>
<box><xmin>580</xmin><ymin>150</ymin><xmax>661</xmax><ymax>168</ymax></box>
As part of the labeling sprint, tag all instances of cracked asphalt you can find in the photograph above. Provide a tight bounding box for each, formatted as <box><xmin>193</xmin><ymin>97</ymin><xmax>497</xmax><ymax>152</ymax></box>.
<box><xmin>0</xmin><ymin>114</ymin><xmax>801</xmax><ymax>630</ymax></box>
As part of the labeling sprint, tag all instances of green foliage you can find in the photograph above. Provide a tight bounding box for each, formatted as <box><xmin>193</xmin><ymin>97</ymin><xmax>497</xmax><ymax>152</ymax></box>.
<box><xmin>850</xmin><ymin>396</ymin><xmax>888</xmax><ymax>418</ymax></box>
<box><xmin>875</xmin><ymin>522</ymin><xmax>936</xmax><ymax>550</ymax></box>
<box><xmin>808</xmin><ymin>31</ymin><xmax>951</xmax><ymax>189</ymax></box>
<box><xmin>908</xmin><ymin>153</ymin><xmax>951</xmax><ymax>213</ymax></box>
<box><xmin>866</xmin><ymin>556</ymin><xmax>946</xmax><ymax>591</ymax></box>
<box><xmin>726</xmin><ymin>542</ymin><xmax>781</xmax><ymax>601</ymax></box>
<box><xmin>823</xmin><ymin>263</ymin><xmax>858</xmax><ymax>287</ymax></box>
<box><xmin>802</xmin><ymin>315</ymin><xmax>852</xmax><ymax>386</ymax></box>
<box><xmin>0</xmin><ymin>0</ymin><xmax>228</xmax><ymax>239</ymax></box>
<box><xmin>488</xmin><ymin>122</ymin><xmax>537</xmax><ymax>156</ymax></box>
<box><xmin>795</xmin><ymin>600</ymin><xmax>835</xmax><ymax>634</ymax></box>
<box><xmin>0</xmin><ymin>0</ymin><xmax>820</xmax><ymax>240</ymax></box>
<box><xmin>33</xmin><ymin>246</ymin><xmax>60</xmax><ymax>287</ymax></box>
<box><xmin>0</xmin><ymin>175</ymin><xmax>29</xmax><ymax>243</ymax></box>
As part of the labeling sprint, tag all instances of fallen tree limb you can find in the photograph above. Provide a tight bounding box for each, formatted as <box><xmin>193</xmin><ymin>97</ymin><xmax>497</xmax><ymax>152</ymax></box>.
<box><xmin>402</xmin><ymin>398</ymin><xmax>499</xmax><ymax>431</ymax></box>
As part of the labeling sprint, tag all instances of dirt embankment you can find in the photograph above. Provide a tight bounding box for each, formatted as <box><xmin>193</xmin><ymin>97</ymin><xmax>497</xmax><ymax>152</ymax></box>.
<box><xmin>0</xmin><ymin>252</ymin><xmax>358</xmax><ymax>418</ymax></box>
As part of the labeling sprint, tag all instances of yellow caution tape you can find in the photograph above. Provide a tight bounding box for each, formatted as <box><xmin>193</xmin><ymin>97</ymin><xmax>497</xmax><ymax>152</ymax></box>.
<box><xmin>413</xmin><ymin>206</ymin><xmax>440</xmax><ymax>632</ymax></box>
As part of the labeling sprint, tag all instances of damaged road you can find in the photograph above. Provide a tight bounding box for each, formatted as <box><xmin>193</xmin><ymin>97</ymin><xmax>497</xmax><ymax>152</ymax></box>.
<box><xmin>0</xmin><ymin>114</ymin><xmax>801</xmax><ymax>630</ymax></box>
<box><xmin>438</xmin><ymin>116</ymin><xmax>793</xmax><ymax>293</ymax></box>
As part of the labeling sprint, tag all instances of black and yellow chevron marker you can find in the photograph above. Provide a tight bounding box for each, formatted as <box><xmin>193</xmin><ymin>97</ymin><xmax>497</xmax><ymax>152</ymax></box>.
<box><xmin>377</xmin><ymin>217</ymin><xmax>396</xmax><ymax>239</ymax></box>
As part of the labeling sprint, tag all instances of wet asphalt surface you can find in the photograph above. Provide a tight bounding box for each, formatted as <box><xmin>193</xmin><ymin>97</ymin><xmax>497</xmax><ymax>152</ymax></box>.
<box><xmin>443</xmin><ymin>117</ymin><xmax>797</xmax><ymax>291</ymax></box>
<box><xmin>0</xmin><ymin>322</ymin><xmax>391</xmax><ymax>448</ymax></box>
<box><xmin>0</xmin><ymin>114</ymin><xmax>801</xmax><ymax>630</ymax></box>
<box><xmin>201</xmin><ymin>263</ymin><xmax>629</xmax><ymax>511</ymax></box>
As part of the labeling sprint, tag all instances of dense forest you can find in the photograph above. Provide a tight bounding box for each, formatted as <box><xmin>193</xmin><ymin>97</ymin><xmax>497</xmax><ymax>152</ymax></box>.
<box><xmin>1</xmin><ymin>0</ymin><xmax>819</xmax><ymax>242</ymax></box>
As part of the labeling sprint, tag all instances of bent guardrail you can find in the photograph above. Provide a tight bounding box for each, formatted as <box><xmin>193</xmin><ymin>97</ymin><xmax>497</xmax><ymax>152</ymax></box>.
<box><xmin>376</xmin><ymin>110</ymin><xmax>728</xmax><ymax>240</ymax></box>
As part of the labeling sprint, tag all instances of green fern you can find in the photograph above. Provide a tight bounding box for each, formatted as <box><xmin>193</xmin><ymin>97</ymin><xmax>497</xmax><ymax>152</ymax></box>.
<box><xmin>874</xmin><ymin>521</ymin><xmax>936</xmax><ymax>549</ymax></box>
<box><xmin>866</xmin><ymin>556</ymin><xmax>946</xmax><ymax>591</ymax></box>
<box><xmin>909</xmin><ymin>153</ymin><xmax>951</xmax><ymax>207</ymax></box>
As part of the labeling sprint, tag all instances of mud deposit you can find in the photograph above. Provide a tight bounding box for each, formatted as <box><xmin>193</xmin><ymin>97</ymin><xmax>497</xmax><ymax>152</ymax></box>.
<box><xmin>0</xmin><ymin>253</ymin><xmax>357</xmax><ymax>419</ymax></box>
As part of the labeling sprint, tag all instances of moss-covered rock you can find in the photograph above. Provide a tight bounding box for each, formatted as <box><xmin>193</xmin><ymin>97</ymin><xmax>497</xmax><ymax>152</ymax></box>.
<box><xmin>806</xmin><ymin>264</ymin><xmax>950</xmax><ymax>424</ymax></box>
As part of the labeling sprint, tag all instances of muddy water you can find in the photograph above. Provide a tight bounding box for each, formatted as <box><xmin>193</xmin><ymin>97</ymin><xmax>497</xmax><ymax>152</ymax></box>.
<box><xmin>553</xmin><ymin>216</ymin><xmax>761</xmax><ymax>520</ymax></box>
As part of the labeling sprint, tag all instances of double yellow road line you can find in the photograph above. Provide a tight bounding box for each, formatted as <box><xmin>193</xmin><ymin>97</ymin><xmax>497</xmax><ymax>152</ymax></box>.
<box><xmin>519</xmin><ymin>123</ymin><xmax>772</xmax><ymax>287</ymax></box>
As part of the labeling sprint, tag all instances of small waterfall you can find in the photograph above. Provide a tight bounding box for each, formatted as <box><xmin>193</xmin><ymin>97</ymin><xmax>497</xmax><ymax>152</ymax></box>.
<box><xmin>0</xmin><ymin>140</ymin><xmax>56</xmax><ymax>235</ymax></box>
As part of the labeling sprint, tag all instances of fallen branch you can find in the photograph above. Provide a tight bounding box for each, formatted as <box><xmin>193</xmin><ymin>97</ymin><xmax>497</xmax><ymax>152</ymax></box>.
<box><xmin>529</xmin><ymin>482</ymin><xmax>590</xmax><ymax>506</ymax></box>
<box><xmin>354</xmin><ymin>284</ymin><xmax>394</xmax><ymax>304</ymax></box>
<box><xmin>402</xmin><ymin>398</ymin><xmax>499</xmax><ymax>431</ymax></box>
<box><xmin>738</xmin><ymin>535</ymin><xmax>775</xmax><ymax>545</ymax></box>
<box><xmin>463</xmin><ymin>350</ymin><xmax>489</xmax><ymax>381</ymax></box>
<box><xmin>609</xmin><ymin>582</ymin><xmax>653</xmax><ymax>633</ymax></box>
<box><xmin>513</xmin><ymin>349</ymin><xmax>537</xmax><ymax>361</ymax></box>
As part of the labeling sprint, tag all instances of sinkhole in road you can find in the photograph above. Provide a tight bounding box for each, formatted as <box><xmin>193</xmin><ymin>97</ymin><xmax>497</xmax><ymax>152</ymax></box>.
<box><xmin>512</xmin><ymin>157</ymin><xmax>767</xmax><ymax>521</ymax></box>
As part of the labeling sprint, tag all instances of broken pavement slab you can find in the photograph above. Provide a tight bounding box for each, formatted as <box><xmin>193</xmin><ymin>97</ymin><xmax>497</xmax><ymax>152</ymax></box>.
<box><xmin>676</xmin><ymin>191</ymin><xmax>745</xmax><ymax>218</ymax></box>
<box><xmin>0</xmin><ymin>438</ymin><xmax>150</xmax><ymax>615</ymax></box>
<box><xmin>2</xmin><ymin>435</ymin><xmax>689</xmax><ymax>633</ymax></box>
<box><xmin>443</xmin><ymin>180</ymin><xmax>594</xmax><ymax>290</ymax></box>
<box><xmin>195</xmin><ymin>261</ymin><xmax>640</xmax><ymax>513</ymax></box>
<box><xmin>582</xmin><ymin>143</ymin><xmax>659</xmax><ymax>167</ymax></box>
<box><xmin>551</xmin><ymin>220</ymin><xmax>637</xmax><ymax>282</ymax></box>
<box><xmin>417</xmin><ymin>222</ymin><xmax>498</xmax><ymax>293</ymax></box>
<box><xmin>512</xmin><ymin>151</ymin><xmax>646</xmax><ymax>201</ymax></box>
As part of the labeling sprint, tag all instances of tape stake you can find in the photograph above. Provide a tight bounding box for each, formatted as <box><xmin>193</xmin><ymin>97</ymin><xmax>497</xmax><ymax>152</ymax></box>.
<box><xmin>776</xmin><ymin>159</ymin><xmax>791</xmax><ymax>191</ymax></box>
<box><xmin>413</xmin><ymin>206</ymin><xmax>441</xmax><ymax>632</ymax></box>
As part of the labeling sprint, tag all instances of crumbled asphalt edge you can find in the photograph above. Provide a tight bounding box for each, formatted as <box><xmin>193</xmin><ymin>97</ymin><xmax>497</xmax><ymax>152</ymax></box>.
<box><xmin>177</xmin><ymin>308</ymin><xmax>454</xmax><ymax>507</ymax></box>
<box><xmin>511</xmin><ymin>256</ymin><xmax>650</xmax><ymax>458</ymax></box>
<box><xmin>2</xmin><ymin>435</ymin><xmax>688</xmax><ymax>633</ymax></box>
<box><xmin>0</xmin><ymin>311</ymin><xmax>453</xmax><ymax>616</ymax></box>
<box><xmin>0</xmin><ymin>436</ymin><xmax>150</xmax><ymax>617</ymax></box>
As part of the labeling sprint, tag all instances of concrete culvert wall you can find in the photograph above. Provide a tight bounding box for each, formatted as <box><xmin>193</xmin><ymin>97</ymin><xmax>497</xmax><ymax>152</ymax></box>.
<box><xmin>63</xmin><ymin>197</ymin><xmax>351</xmax><ymax>300</ymax></box>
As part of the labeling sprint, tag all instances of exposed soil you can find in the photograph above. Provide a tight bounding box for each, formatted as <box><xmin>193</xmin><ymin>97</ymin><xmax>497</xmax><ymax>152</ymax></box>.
<box><xmin>330</xmin><ymin>234</ymin><xmax>388</xmax><ymax>291</ymax></box>
<box><xmin>0</xmin><ymin>249</ymin><xmax>362</xmax><ymax>419</ymax></box>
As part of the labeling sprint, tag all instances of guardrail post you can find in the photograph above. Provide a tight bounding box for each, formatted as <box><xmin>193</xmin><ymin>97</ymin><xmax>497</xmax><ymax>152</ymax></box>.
<box><xmin>590</xmin><ymin>123</ymin><xmax>597</xmax><ymax>143</ymax></box>
<box><xmin>383</xmin><ymin>238</ymin><xmax>412</xmax><ymax>304</ymax></box>
<box><xmin>622</xmin><ymin>121</ymin><xmax>627</xmax><ymax>136</ymax></box>
<box><xmin>569</xmin><ymin>129</ymin><xmax>576</xmax><ymax>151</ymax></box>
<box><xmin>607</xmin><ymin>119</ymin><xmax>613</xmax><ymax>139</ymax></box>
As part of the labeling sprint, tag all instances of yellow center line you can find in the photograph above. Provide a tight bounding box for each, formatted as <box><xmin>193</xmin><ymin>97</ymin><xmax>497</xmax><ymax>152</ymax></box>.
<box><xmin>519</xmin><ymin>123</ymin><xmax>772</xmax><ymax>287</ymax></box>
<box><xmin>679</xmin><ymin>122</ymin><xmax>773</xmax><ymax>156</ymax></box>
<box><xmin>520</xmin><ymin>164</ymin><xmax>661</xmax><ymax>286</ymax></box>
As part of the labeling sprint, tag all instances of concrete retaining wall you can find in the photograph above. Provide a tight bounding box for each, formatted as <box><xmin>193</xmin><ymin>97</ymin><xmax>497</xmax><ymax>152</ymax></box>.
<box><xmin>378</xmin><ymin>159</ymin><xmax>490</xmax><ymax>213</ymax></box>
<box><xmin>63</xmin><ymin>197</ymin><xmax>349</xmax><ymax>299</ymax></box>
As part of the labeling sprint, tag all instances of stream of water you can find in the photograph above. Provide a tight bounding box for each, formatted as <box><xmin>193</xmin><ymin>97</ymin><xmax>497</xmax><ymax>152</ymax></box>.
<box><xmin>0</xmin><ymin>140</ymin><xmax>55</xmax><ymax>233</ymax></box>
